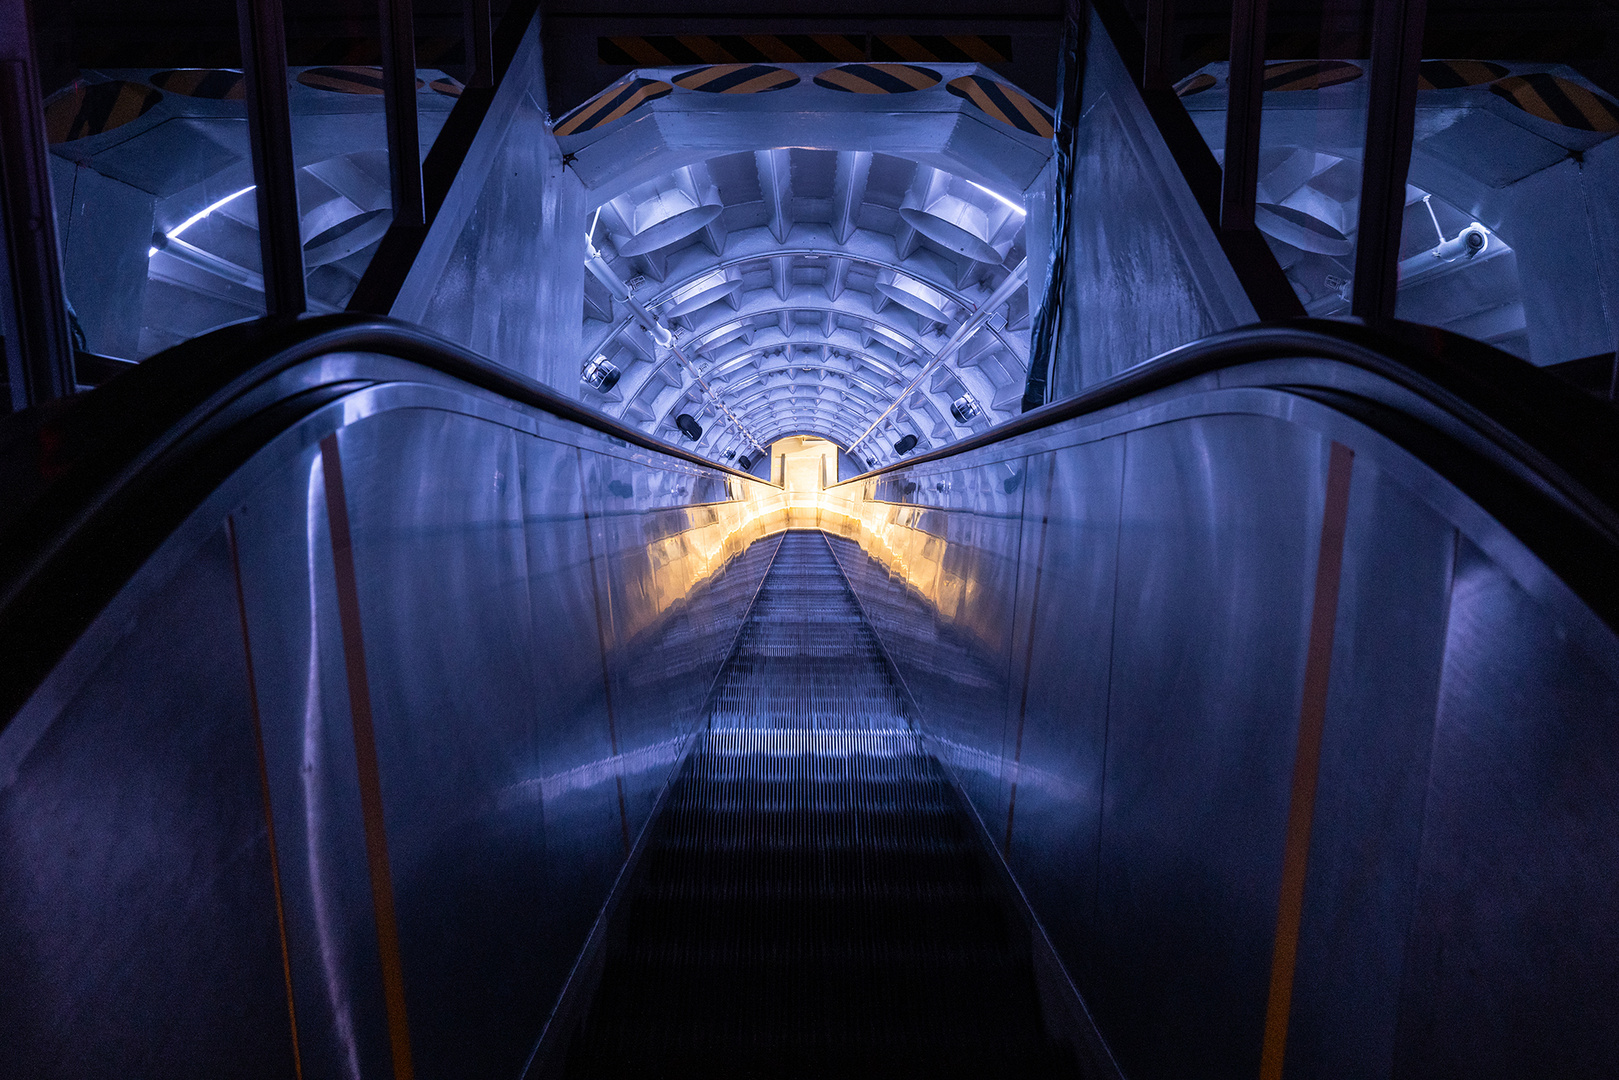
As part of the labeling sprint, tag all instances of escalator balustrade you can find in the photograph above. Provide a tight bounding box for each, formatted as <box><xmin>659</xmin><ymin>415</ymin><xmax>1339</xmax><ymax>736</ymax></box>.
<box><xmin>559</xmin><ymin>531</ymin><xmax>1082</xmax><ymax>1079</ymax></box>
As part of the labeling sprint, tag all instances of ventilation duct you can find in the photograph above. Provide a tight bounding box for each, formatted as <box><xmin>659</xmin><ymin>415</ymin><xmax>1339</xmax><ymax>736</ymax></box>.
<box><xmin>900</xmin><ymin>193</ymin><xmax>1000</xmax><ymax>263</ymax></box>
<box><xmin>661</xmin><ymin>268</ymin><xmax>742</xmax><ymax>318</ymax></box>
<box><xmin>605</xmin><ymin>168</ymin><xmax>724</xmax><ymax>257</ymax></box>
<box><xmin>876</xmin><ymin>273</ymin><xmax>955</xmax><ymax>322</ymax></box>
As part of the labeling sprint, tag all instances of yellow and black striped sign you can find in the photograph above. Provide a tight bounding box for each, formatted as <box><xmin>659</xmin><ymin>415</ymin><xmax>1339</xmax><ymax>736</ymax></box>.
<box><xmin>871</xmin><ymin>36</ymin><xmax>1011</xmax><ymax>63</ymax></box>
<box><xmin>295</xmin><ymin>66</ymin><xmax>425</xmax><ymax>95</ymax></box>
<box><xmin>602</xmin><ymin>35</ymin><xmax>864</xmax><ymax>65</ymax></box>
<box><xmin>1417</xmin><ymin>60</ymin><xmax>1509</xmax><ymax>90</ymax></box>
<box><xmin>429</xmin><ymin>77</ymin><xmax>464</xmax><ymax>98</ymax></box>
<box><xmin>598</xmin><ymin>34</ymin><xmax>1010</xmax><ymax>66</ymax></box>
<box><xmin>1491</xmin><ymin>73</ymin><xmax>1619</xmax><ymax>132</ymax></box>
<box><xmin>1262</xmin><ymin>60</ymin><xmax>1363</xmax><ymax>91</ymax></box>
<box><xmin>150</xmin><ymin>68</ymin><xmax>245</xmax><ymax>100</ymax></box>
<box><xmin>673</xmin><ymin>64</ymin><xmax>800</xmax><ymax>94</ymax></box>
<box><xmin>1175</xmin><ymin>72</ymin><xmax>1217</xmax><ymax>97</ymax></box>
<box><xmin>45</xmin><ymin>81</ymin><xmax>163</xmax><ymax>143</ymax></box>
<box><xmin>555</xmin><ymin>76</ymin><xmax>674</xmax><ymax>136</ymax></box>
<box><xmin>813</xmin><ymin>63</ymin><xmax>940</xmax><ymax>95</ymax></box>
<box><xmin>947</xmin><ymin>74</ymin><xmax>1052</xmax><ymax>137</ymax></box>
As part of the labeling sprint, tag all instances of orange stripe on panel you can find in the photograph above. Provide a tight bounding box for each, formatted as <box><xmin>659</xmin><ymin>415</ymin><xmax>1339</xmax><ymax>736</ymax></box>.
<box><xmin>1006</xmin><ymin>90</ymin><xmax>1053</xmax><ymax>134</ymax></box>
<box><xmin>1258</xmin><ymin>441</ymin><xmax>1355</xmax><ymax>1080</ymax></box>
<box><xmin>952</xmin><ymin>35</ymin><xmax>1003</xmax><ymax>63</ymax></box>
<box><xmin>746</xmin><ymin>34</ymin><xmax>801</xmax><ymax>62</ymax></box>
<box><xmin>812</xmin><ymin>34</ymin><xmax>866</xmax><ymax>61</ymax></box>
<box><xmin>815</xmin><ymin>67</ymin><xmax>871</xmax><ymax>92</ymax></box>
<box><xmin>678</xmin><ymin>36</ymin><xmax>734</xmax><ymax>63</ymax></box>
<box><xmin>227</xmin><ymin>517</ymin><xmax>305</xmax><ymax>1080</ymax></box>
<box><xmin>676</xmin><ymin>65</ymin><xmax>733</xmax><ymax>90</ymax></box>
<box><xmin>597</xmin><ymin>89</ymin><xmax>651</xmax><ymax>127</ymax></box>
<box><xmin>732</xmin><ymin>70</ymin><xmax>789</xmax><ymax>94</ymax></box>
<box><xmin>319</xmin><ymin>434</ymin><xmax>416</xmax><ymax>1080</ymax></box>
<box><xmin>889</xmin><ymin>63</ymin><xmax>940</xmax><ymax>90</ymax></box>
<box><xmin>611</xmin><ymin>36</ymin><xmax>670</xmax><ymax>65</ymax></box>
<box><xmin>962</xmin><ymin>80</ymin><xmax>1002</xmax><ymax>117</ymax></box>
<box><xmin>878</xmin><ymin>34</ymin><xmax>931</xmax><ymax>62</ymax></box>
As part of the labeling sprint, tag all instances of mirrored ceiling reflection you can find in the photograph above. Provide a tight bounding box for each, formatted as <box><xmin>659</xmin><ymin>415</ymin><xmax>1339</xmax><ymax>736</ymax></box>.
<box><xmin>575</xmin><ymin>144</ymin><xmax>1040</xmax><ymax>473</ymax></box>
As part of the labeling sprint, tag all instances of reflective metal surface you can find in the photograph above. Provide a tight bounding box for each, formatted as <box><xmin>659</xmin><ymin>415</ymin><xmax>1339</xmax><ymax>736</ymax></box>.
<box><xmin>1053</xmin><ymin>8</ymin><xmax>1255</xmax><ymax>397</ymax></box>
<box><xmin>3</xmin><ymin>323</ymin><xmax>1618</xmax><ymax>1078</ymax></box>
<box><xmin>818</xmin><ymin>374</ymin><xmax>1619</xmax><ymax>1080</ymax></box>
<box><xmin>0</xmin><ymin>358</ymin><xmax>781</xmax><ymax>1080</ymax></box>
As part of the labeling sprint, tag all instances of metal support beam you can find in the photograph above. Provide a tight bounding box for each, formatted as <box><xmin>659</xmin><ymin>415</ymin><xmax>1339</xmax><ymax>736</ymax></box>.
<box><xmin>379</xmin><ymin>0</ymin><xmax>425</xmax><ymax>228</ymax></box>
<box><xmin>1352</xmin><ymin>0</ymin><xmax>1428</xmax><ymax>321</ymax></box>
<box><xmin>851</xmin><ymin>259</ymin><xmax>1029</xmax><ymax>452</ymax></box>
<box><xmin>1143</xmin><ymin>0</ymin><xmax>1176</xmax><ymax>91</ymax></box>
<box><xmin>0</xmin><ymin>0</ymin><xmax>75</xmax><ymax>407</ymax></box>
<box><xmin>463</xmin><ymin>0</ymin><xmax>493</xmax><ymax>89</ymax></box>
<box><xmin>237</xmin><ymin>0</ymin><xmax>306</xmax><ymax>315</ymax></box>
<box><xmin>1220</xmin><ymin>0</ymin><xmax>1267</xmax><ymax>233</ymax></box>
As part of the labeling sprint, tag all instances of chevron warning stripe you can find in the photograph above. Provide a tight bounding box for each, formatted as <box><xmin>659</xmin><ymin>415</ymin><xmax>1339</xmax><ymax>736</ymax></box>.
<box><xmin>1175</xmin><ymin>72</ymin><xmax>1217</xmax><ymax>97</ymax></box>
<box><xmin>44</xmin><ymin>81</ymin><xmax>163</xmax><ymax>143</ymax></box>
<box><xmin>946</xmin><ymin>74</ymin><xmax>1053</xmax><ymax>137</ymax></box>
<box><xmin>597</xmin><ymin>34</ymin><xmax>1010</xmax><ymax>66</ymax></box>
<box><xmin>871</xmin><ymin>35</ymin><xmax>1012</xmax><ymax>63</ymax></box>
<box><xmin>673</xmin><ymin>64</ymin><xmax>800</xmax><ymax>93</ymax></box>
<box><xmin>1417</xmin><ymin>60</ymin><xmax>1509</xmax><ymax>90</ymax></box>
<box><xmin>150</xmin><ymin>68</ymin><xmax>245</xmax><ymax>100</ymax></box>
<box><xmin>1491</xmin><ymin>73</ymin><xmax>1619</xmax><ymax>132</ymax></box>
<box><xmin>813</xmin><ymin>63</ymin><xmax>940</xmax><ymax>94</ymax></box>
<box><xmin>555</xmin><ymin>76</ymin><xmax>674</xmax><ymax>136</ymax></box>
<box><xmin>601</xmin><ymin>35</ymin><xmax>865</xmax><ymax>65</ymax></box>
<box><xmin>296</xmin><ymin>66</ymin><xmax>424</xmax><ymax>95</ymax></box>
<box><xmin>1262</xmin><ymin>60</ymin><xmax>1363</xmax><ymax>91</ymax></box>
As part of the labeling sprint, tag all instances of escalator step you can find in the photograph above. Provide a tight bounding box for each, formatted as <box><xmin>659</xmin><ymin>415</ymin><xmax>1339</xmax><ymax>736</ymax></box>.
<box><xmin>562</xmin><ymin>532</ymin><xmax>1079</xmax><ymax>1079</ymax></box>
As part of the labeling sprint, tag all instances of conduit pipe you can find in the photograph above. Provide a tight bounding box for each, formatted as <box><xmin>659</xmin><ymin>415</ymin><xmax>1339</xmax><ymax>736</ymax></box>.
<box><xmin>585</xmin><ymin>241</ymin><xmax>767</xmax><ymax>455</ymax></box>
<box><xmin>847</xmin><ymin>258</ymin><xmax>1029</xmax><ymax>455</ymax></box>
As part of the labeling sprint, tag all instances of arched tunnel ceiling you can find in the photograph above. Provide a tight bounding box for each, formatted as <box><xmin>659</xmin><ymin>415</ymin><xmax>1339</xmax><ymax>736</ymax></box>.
<box><xmin>562</xmin><ymin>63</ymin><xmax>1054</xmax><ymax>471</ymax></box>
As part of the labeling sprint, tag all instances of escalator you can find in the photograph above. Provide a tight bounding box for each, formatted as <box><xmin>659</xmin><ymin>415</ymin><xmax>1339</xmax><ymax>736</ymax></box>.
<box><xmin>553</xmin><ymin>531</ymin><xmax>1080</xmax><ymax>1079</ymax></box>
<box><xmin>2</xmin><ymin>315</ymin><xmax>1618</xmax><ymax>1080</ymax></box>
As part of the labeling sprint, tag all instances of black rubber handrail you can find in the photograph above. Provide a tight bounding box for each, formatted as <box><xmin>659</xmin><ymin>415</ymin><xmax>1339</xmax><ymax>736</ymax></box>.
<box><xmin>0</xmin><ymin>313</ymin><xmax>768</xmax><ymax>725</ymax></box>
<box><xmin>4</xmin><ymin>315</ymin><xmax>1617</xmax><ymax>729</ymax></box>
<box><xmin>846</xmin><ymin>317</ymin><xmax>1619</xmax><ymax>633</ymax></box>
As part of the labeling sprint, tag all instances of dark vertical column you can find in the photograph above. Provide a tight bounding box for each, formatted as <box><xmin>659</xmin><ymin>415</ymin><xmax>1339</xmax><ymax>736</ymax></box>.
<box><xmin>1217</xmin><ymin>0</ymin><xmax>1305</xmax><ymax>319</ymax></box>
<box><xmin>237</xmin><ymin>0</ymin><xmax>307</xmax><ymax>315</ymax></box>
<box><xmin>1351</xmin><ymin>0</ymin><xmax>1428</xmax><ymax>321</ymax></box>
<box><xmin>463</xmin><ymin>0</ymin><xmax>493</xmax><ymax>89</ymax></box>
<box><xmin>379</xmin><ymin>0</ymin><xmax>425</xmax><ymax>228</ymax></box>
<box><xmin>1022</xmin><ymin>0</ymin><xmax>1086</xmax><ymax>412</ymax></box>
<box><xmin>1143</xmin><ymin>0</ymin><xmax>1176</xmax><ymax>91</ymax></box>
<box><xmin>0</xmin><ymin>0</ymin><xmax>75</xmax><ymax>407</ymax></box>
<box><xmin>1220</xmin><ymin>0</ymin><xmax>1268</xmax><ymax>233</ymax></box>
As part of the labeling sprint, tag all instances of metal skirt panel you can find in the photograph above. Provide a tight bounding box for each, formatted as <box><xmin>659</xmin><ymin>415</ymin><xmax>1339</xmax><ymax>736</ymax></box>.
<box><xmin>0</xmin><ymin>371</ymin><xmax>776</xmax><ymax>1080</ymax></box>
<box><xmin>825</xmin><ymin>383</ymin><xmax>1619</xmax><ymax>1080</ymax></box>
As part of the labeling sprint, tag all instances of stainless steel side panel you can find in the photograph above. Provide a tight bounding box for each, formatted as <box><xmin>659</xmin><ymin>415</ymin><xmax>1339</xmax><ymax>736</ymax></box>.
<box><xmin>0</xmin><ymin>527</ymin><xmax>298</xmax><ymax>1080</ymax></box>
<box><xmin>0</xmin><ymin>366</ymin><xmax>779</xmax><ymax>1080</ymax></box>
<box><xmin>830</xmin><ymin>386</ymin><xmax>1619</xmax><ymax>1080</ymax></box>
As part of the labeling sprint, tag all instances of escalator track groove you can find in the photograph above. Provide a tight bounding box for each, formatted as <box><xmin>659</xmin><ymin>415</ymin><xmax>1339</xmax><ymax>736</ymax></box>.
<box><xmin>562</xmin><ymin>530</ymin><xmax>1080</xmax><ymax>1079</ymax></box>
